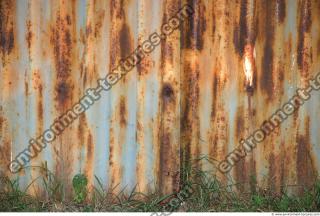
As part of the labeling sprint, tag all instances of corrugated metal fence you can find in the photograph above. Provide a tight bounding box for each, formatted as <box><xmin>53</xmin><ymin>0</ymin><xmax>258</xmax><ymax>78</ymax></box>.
<box><xmin>0</xmin><ymin>0</ymin><xmax>320</xmax><ymax>197</ymax></box>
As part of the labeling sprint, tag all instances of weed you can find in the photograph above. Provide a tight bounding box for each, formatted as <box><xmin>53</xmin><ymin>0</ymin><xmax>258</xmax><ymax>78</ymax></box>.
<box><xmin>72</xmin><ymin>174</ymin><xmax>88</xmax><ymax>204</ymax></box>
<box><xmin>1</xmin><ymin>166</ymin><xmax>320</xmax><ymax>212</ymax></box>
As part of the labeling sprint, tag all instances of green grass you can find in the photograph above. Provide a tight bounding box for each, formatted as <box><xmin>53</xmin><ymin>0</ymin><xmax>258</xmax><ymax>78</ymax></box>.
<box><xmin>0</xmin><ymin>162</ymin><xmax>320</xmax><ymax>212</ymax></box>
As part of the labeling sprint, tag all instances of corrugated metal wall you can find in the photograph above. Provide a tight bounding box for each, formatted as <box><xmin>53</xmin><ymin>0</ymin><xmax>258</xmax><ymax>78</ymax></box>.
<box><xmin>0</xmin><ymin>0</ymin><xmax>320</xmax><ymax>197</ymax></box>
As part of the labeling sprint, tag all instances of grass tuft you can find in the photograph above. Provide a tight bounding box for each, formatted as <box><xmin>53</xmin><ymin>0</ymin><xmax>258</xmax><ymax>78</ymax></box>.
<box><xmin>0</xmin><ymin>162</ymin><xmax>319</xmax><ymax>212</ymax></box>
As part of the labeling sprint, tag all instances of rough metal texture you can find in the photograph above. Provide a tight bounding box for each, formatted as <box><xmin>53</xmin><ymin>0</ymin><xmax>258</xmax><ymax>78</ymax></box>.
<box><xmin>0</xmin><ymin>0</ymin><xmax>319</xmax><ymax>197</ymax></box>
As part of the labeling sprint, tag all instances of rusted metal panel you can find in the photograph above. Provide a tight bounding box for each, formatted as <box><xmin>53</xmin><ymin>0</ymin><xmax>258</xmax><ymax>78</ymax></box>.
<box><xmin>0</xmin><ymin>0</ymin><xmax>319</xmax><ymax>197</ymax></box>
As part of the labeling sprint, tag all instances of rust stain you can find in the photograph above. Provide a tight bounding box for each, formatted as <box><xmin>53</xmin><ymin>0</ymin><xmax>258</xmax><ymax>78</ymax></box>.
<box><xmin>236</xmin><ymin>107</ymin><xmax>245</xmax><ymax>139</ymax></box>
<box><xmin>0</xmin><ymin>0</ymin><xmax>15</xmax><ymax>59</ymax></box>
<box><xmin>77</xmin><ymin>115</ymin><xmax>86</xmax><ymax>152</ymax></box>
<box><xmin>0</xmin><ymin>141</ymin><xmax>11</xmax><ymax>169</ymax></box>
<box><xmin>276</xmin><ymin>0</ymin><xmax>286</xmax><ymax>23</ymax></box>
<box><xmin>119</xmin><ymin>23</ymin><xmax>132</xmax><ymax>60</ymax></box>
<box><xmin>296</xmin><ymin>117</ymin><xmax>317</xmax><ymax>192</ymax></box>
<box><xmin>0</xmin><ymin>107</ymin><xmax>5</xmax><ymax>138</ymax></box>
<box><xmin>137</xmin><ymin>58</ymin><xmax>153</xmax><ymax>76</ymax></box>
<box><xmin>234</xmin><ymin>0</ymin><xmax>252</xmax><ymax>56</ymax></box>
<box><xmin>161</xmin><ymin>83</ymin><xmax>175</xmax><ymax>104</ymax></box>
<box><xmin>84</xmin><ymin>132</ymin><xmax>94</xmax><ymax>175</ymax></box>
<box><xmin>24</xmin><ymin>70</ymin><xmax>29</xmax><ymax>98</ymax></box>
<box><xmin>86</xmin><ymin>24</ymin><xmax>92</xmax><ymax>37</ymax></box>
<box><xmin>55</xmin><ymin>82</ymin><xmax>72</xmax><ymax>105</ymax></box>
<box><xmin>210</xmin><ymin>70</ymin><xmax>219</xmax><ymax>119</ymax></box>
<box><xmin>37</xmin><ymin>81</ymin><xmax>44</xmax><ymax>134</ymax></box>
<box><xmin>279</xmin><ymin>142</ymin><xmax>286</xmax><ymax>193</ymax></box>
<box><xmin>94</xmin><ymin>10</ymin><xmax>105</xmax><ymax>38</ymax></box>
<box><xmin>51</xmin><ymin>10</ymin><xmax>74</xmax><ymax>108</ymax></box>
<box><xmin>235</xmin><ymin>158</ymin><xmax>246</xmax><ymax>191</ymax></box>
<box><xmin>180</xmin><ymin>0</ymin><xmax>206</xmax><ymax>51</ymax></box>
<box><xmin>297</xmin><ymin>0</ymin><xmax>312</xmax><ymax>71</ymax></box>
<box><xmin>26</xmin><ymin>20</ymin><xmax>33</xmax><ymax>55</ymax></box>
<box><xmin>180</xmin><ymin>54</ymin><xmax>201</xmax><ymax>175</ymax></box>
<box><xmin>234</xmin><ymin>106</ymin><xmax>246</xmax><ymax>191</ymax></box>
<box><xmin>158</xmin><ymin>132</ymin><xmax>172</xmax><ymax>192</ymax></box>
<box><xmin>268</xmin><ymin>153</ymin><xmax>276</xmax><ymax>191</ymax></box>
<box><xmin>0</xmin><ymin>116</ymin><xmax>3</xmax><ymax>134</ymax></box>
<box><xmin>161</xmin><ymin>43</ymin><xmax>174</xmax><ymax>67</ymax></box>
<box><xmin>260</xmin><ymin>1</ymin><xmax>275</xmax><ymax>101</ymax></box>
<box><xmin>119</xmin><ymin>96</ymin><xmax>127</xmax><ymax>126</ymax></box>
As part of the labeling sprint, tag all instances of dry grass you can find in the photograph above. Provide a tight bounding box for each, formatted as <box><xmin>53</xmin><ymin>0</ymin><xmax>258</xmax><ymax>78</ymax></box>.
<box><xmin>1</xmin><ymin>161</ymin><xmax>320</xmax><ymax>212</ymax></box>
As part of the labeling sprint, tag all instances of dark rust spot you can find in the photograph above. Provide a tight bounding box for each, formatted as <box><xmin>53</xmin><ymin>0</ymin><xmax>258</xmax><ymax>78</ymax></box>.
<box><xmin>212</xmin><ymin>7</ymin><xmax>216</xmax><ymax>38</ymax></box>
<box><xmin>24</xmin><ymin>73</ymin><xmax>29</xmax><ymax>97</ymax></box>
<box><xmin>86</xmin><ymin>24</ymin><xmax>92</xmax><ymax>37</ymax></box>
<box><xmin>0</xmin><ymin>109</ymin><xmax>4</xmax><ymax>133</ymax></box>
<box><xmin>236</xmin><ymin>0</ymin><xmax>248</xmax><ymax>56</ymax></box>
<box><xmin>260</xmin><ymin>1</ymin><xmax>275</xmax><ymax>101</ymax></box>
<box><xmin>51</xmin><ymin>11</ymin><xmax>74</xmax><ymax>109</ymax></box>
<box><xmin>56</xmin><ymin>82</ymin><xmax>71</xmax><ymax>105</ymax></box>
<box><xmin>233</xmin><ymin>0</ymin><xmax>257</xmax><ymax>56</ymax></box>
<box><xmin>108</xmin><ymin>124</ymin><xmax>115</xmax><ymax>170</ymax></box>
<box><xmin>64</xmin><ymin>30</ymin><xmax>72</xmax><ymax>47</ymax></box>
<box><xmin>297</xmin><ymin>0</ymin><xmax>312</xmax><ymax>71</ymax></box>
<box><xmin>160</xmin><ymin>35</ymin><xmax>174</xmax><ymax>68</ymax></box>
<box><xmin>158</xmin><ymin>133</ymin><xmax>171</xmax><ymax>193</ymax></box>
<box><xmin>0</xmin><ymin>0</ymin><xmax>15</xmax><ymax>58</ymax></box>
<box><xmin>233</xmin><ymin>26</ymin><xmax>241</xmax><ymax>55</ymax></box>
<box><xmin>37</xmin><ymin>83</ymin><xmax>44</xmax><ymax>128</ymax></box>
<box><xmin>94</xmin><ymin>10</ymin><xmax>105</xmax><ymax>38</ymax></box>
<box><xmin>180</xmin><ymin>0</ymin><xmax>206</xmax><ymax>50</ymax></box>
<box><xmin>77</xmin><ymin>115</ymin><xmax>86</xmax><ymax>149</ymax></box>
<box><xmin>110</xmin><ymin>0</ymin><xmax>125</xmax><ymax>19</ymax></box>
<box><xmin>119</xmin><ymin>96</ymin><xmax>127</xmax><ymax>126</ymax></box>
<box><xmin>195</xmin><ymin>3</ymin><xmax>206</xmax><ymax>51</ymax></box>
<box><xmin>66</xmin><ymin>15</ymin><xmax>71</xmax><ymax>25</ymax></box>
<box><xmin>26</xmin><ymin>20</ymin><xmax>32</xmax><ymax>54</ymax></box>
<box><xmin>235</xmin><ymin>108</ymin><xmax>245</xmax><ymax>139</ymax></box>
<box><xmin>210</xmin><ymin>71</ymin><xmax>219</xmax><ymax>119</ymax></box>
<box><xmin>87</xmin><ymin>133</ymin><xmax>93</xmax><ymax>160</ymax></box>
<box><xmin>276</xmin><ymin>0</ymin><xmax>286</xmax><ymax>23</ymax></box>
<box><xmin>161</xmin><ymin>83</ymin><xmax>174</xmax><ymax>102</ymax></box>
<box><xmin>119</xmin><ymin>23</ymin><xmax>132</xmax><ymax>60</ymax></box>
<box><xmin>180</xmin><ymin>61</ymin><xmax>201</xmax><ymax>181</ymax></box>
<box><xmin>84</xmin><ymin>132</ymin><xmax>94</xmax><ymax>175</ymax></box>
<box><xmin>50</xmin><ymin>13</ymin><xmax>72</xmax><ymax>79</ymax></box>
